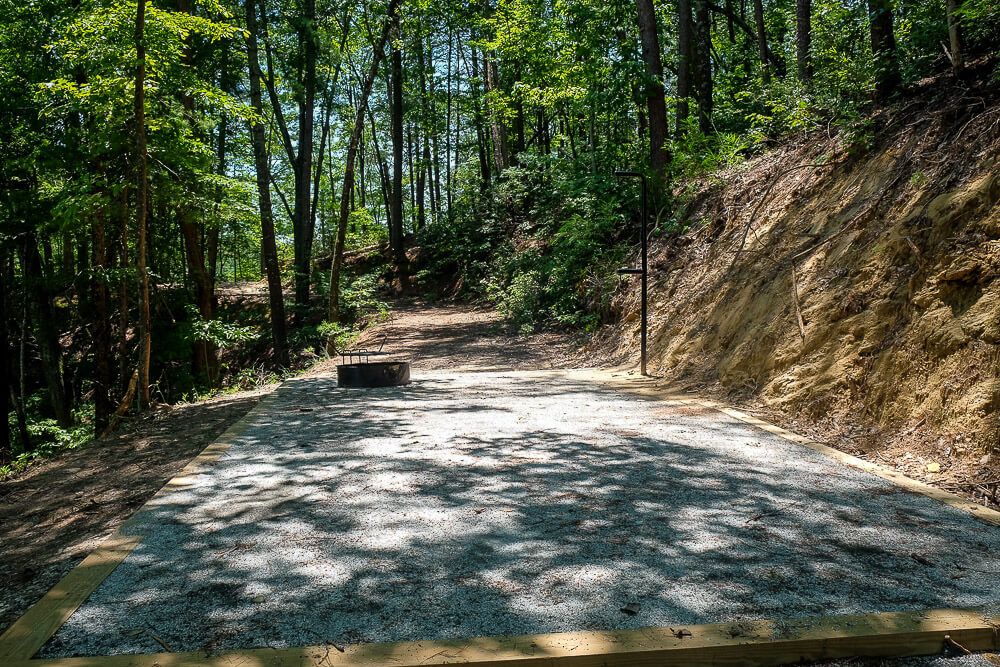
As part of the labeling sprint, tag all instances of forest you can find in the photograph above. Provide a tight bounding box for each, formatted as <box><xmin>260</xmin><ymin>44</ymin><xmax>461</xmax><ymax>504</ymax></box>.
<box><xmin>1</xmin><ymin>0</ymin><xmax>998</xmax><ymax>470</ymax></box>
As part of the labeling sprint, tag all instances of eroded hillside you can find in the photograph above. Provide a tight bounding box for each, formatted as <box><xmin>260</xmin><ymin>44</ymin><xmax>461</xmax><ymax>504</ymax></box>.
<box><xmin>607</xmin><ymin>79</ymin><xmax>1000</xmax><ymax>504</ymax></box>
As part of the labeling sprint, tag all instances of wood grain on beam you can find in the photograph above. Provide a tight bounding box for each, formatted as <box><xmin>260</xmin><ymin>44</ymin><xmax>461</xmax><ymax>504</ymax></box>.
<box><xmin>7</xmin><ymin>609</ymin><xmax>996</xmax><ymax>667</ymax></box>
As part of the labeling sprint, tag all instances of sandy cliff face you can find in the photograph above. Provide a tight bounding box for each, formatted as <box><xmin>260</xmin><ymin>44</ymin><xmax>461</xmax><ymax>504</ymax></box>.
<box><xmin>607</xmin><ymin>85</ymin><xmax>1000</xmax><ymax>496</ymax></box>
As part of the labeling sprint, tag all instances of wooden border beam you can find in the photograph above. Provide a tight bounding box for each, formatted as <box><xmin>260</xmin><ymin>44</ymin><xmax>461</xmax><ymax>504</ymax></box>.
<box><xmin>0</xmin><ymin>385</ymin><xmax>291</xmax><ymax>661</ymax></box>
<box><xmin>5</xmin><ymin>609</ymin><xmax>997</xmax><ymax>667</ymax></box>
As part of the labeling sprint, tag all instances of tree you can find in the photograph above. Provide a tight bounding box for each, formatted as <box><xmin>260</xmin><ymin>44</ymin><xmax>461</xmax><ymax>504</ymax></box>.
<box><xmin>868</xmin><ymin>0</ymin><xmax>900</xmax><ymax>101</ymax></box>
<box><xmin>329</xmin><ymin>0</ymin><xmax>403</xmax><ymax>323</ymax></box>
<box><xmin>946</xmin><ymin>0</ymin><xmax>964</xmax><ymax>75</ymax></box>
<box><xmin>796</xmin><ymin>0</ymin><xmax>812</xmax><ymax>83</ymax></box>
<box><xmin>634</xmin><ymin>0</ymin><xmax>670</xmax><ymax>180</ymax></box>
<box><xmin>676</xmin><ymin>0</ymin><xmax>693</xmax><ymax>135</ymax></box>
<box><xmin>693</xmin><ymin>0</ymin><xmax>714</xmax><ymax>133</ymax></box>
<box><xmin>245</xmin><ymin>0</ymin><xmax>290</xmax><ymax>367</ymax></box>
<box><xmin>752</xmin><ymin>0</ymin><xmax>771</xmax><ymax>84</ymax></box>
<box><xmin>389</xmin><ymin>10</ymin><xmax>405</xmax><ymax>268</ymax></box>
<box><xmin>134</xmin><ymin>0</ymin><xmax>152</xmax><ymax>408</ymax></box>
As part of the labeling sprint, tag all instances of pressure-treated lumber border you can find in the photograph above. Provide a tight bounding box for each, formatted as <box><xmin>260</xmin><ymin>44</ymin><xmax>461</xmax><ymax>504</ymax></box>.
<box><xmin>564</xmin><ymin>368</ymin><xmax>1000</xmax><ymax>528</ymax></box>
<box><xmin>0</xmin><ymin>384</ymin><xmax>291</xmax><ymax>662</ymax></box>
<box><xmin>3</xmin><ymin>609</ymin><xmax>997</xmax><ymax>667</ymax></box>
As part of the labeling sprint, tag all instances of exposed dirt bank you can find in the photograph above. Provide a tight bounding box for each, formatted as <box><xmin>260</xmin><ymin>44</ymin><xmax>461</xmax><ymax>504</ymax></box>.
<box><xmin>602</xmin><ymin>80</ymin><xmax>1000</xmax><ymax>510</ymax></box>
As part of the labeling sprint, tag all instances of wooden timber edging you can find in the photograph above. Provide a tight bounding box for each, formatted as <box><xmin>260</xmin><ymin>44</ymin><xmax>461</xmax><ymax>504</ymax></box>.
<box><xmin>2</xmin><ymin>609</ymin><xmax>997</xmax><ymax>667</ymax></box>
<box><xmin>565</xmin><ymin>368</ymin><xmax>1000</xmax><ymax>528</ymax></box>
<box><xmin>0</xmin><ymin>383</ymin><xmax>293</xmax><ymax>662</ymax></box>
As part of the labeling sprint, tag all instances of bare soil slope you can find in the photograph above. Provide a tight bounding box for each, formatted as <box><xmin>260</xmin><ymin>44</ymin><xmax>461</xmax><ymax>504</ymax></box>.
<box><xmin>604</xmin><ymin>80</ymin><xmax>1000</xmax><ymax>508</ymax></box>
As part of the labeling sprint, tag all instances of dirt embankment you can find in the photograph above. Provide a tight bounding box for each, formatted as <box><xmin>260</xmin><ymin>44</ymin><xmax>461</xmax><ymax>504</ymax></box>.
<box><xmin>605</xmin><ymin>78</ymin><xmax>1000</xmax><ymax>506</ymax></box>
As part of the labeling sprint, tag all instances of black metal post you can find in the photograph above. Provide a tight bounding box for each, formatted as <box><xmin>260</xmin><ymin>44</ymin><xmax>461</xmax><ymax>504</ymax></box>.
<box><xmin>614</xmin><ymin>171</ymin><xmax>648</xmax><ymax>376</ymax></box>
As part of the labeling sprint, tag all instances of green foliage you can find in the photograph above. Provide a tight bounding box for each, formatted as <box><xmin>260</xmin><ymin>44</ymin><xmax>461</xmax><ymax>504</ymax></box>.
<box><xmin>183</xmin><ymin>305</ymin><xmax>257</xmax><ymax>348</ymax></box>
<box><xmin>422</xmin><ymin>155</ymin><xmax>627</xmax><ymax>331</ymax></box>
<box><xmin>2</xmin><ymin>401</ymin><xmax>92</xmax><ymax>479</ymax></box>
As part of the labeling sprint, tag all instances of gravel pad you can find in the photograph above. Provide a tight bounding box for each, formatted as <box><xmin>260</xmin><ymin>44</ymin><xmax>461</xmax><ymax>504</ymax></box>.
<box><xmin>39</xmin><ymin>371</ymin><xmax>1000</xmax><ymax>657</ymax></box>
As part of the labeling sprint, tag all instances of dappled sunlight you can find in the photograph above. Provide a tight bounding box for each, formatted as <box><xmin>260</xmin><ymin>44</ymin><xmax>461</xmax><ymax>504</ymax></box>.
<box><xmin>37</xmin><ymin>371</ymin><xmax>1000</xmax><ymax>658</ymax></box>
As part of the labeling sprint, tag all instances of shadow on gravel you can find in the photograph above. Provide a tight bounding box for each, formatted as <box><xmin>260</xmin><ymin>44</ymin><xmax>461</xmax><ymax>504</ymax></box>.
<box><xmin>0</xmin><ymin>393</ymin><xmax>261</xmax><ymax>636</ymax></box>
<box><xmin>37</xmin><ymin>373</ymin><xmax>1000</xmax><ymax>658</ymax></box>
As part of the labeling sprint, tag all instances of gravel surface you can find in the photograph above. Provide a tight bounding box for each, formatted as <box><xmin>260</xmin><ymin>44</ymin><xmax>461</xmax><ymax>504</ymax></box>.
<box><xmin>39</xmin><ymin>370</ymin><xmax>1000</xmax><ymax>659</ymax></box>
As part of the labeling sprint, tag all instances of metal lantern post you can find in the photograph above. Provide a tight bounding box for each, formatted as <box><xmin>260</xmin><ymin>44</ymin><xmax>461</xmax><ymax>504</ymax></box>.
<box><xmin>614</xmin><ymin>171</ymin><xmax>648</xmax><ymax>376</ymax></box>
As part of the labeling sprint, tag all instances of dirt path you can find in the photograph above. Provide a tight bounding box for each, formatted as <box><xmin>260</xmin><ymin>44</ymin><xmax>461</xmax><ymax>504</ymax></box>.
<box><xmin>0</xmin><ymin>389</ymin><xmax>267</xmax><ymax>635</ymax></box>
<box><xmin>312</xmin><ymin>299</ymin><xmax>588</xmax><ymax>373</ymax></box>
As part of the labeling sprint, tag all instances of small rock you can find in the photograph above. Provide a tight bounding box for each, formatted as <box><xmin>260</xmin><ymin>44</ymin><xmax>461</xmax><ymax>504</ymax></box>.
<box><xmin>926</xmin><ymin>462</ymin><xmax>941</xmax><ymax>473</ymax></box>
<box><xmin>620</xmin><ymin>602</ymin><xmax>641</xmax><ymax>615</ymax></box>
<box><xmin>981</xmin><ymin>453</ymin><xmax>993</xmax><ymax>466</ymax></box>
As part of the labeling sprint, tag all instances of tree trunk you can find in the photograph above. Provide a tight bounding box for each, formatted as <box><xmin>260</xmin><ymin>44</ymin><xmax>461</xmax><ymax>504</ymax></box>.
<box><xmin>946</xmin><ymin>0</ymin><xmax>963</xmax><ymax>75</ymax></box>
<box><xmin>868</xmin><ymin>0</ymin><xmax>900</xmax><ymax>101</ymax></box>
<box><xmin>23</xmin><ymin>237</ymin><xmax>72</xmax><ymax>428</ymax></box>
<box><xmin>91</xmin><ymin>206</ymin><xmax>114</xmax><ymax>432</ymax></box>
<box><xmin>677</xmin><ymin>0</ymin><xmax>693</xmax><ymax>135</ymax></box>
<box><xmin>389</xmin><ymin>10</ymin><xmax>405</xmax><ymax>267</ymax></box>
<box><xmin>0</xmin><ymin>244</ymin><xmax>10</xmax><ymax>461</ymax></box>
<box><xmin>796</xmin><ymin>0</ymin><xmax>812</xmax><ymax>83</ymax></box>
<box><xmin>470</xmin><ymin>46</ymin><xmax>491</xmax><ymax>188</ymax></box>
<box><xmin>329</xmin><ymin>0</ymin><xmax>402</xmax><ymax>323</ymax></box>
<box><xmin>245</xmin><ymin>0</ymin><xmax>290</xmax><ymax>366</ymax></box>
<box><xmin>291</xmin><ymin>0</ymin><xmax>318</xmax><ymax>314</ymax></box>
<box><xmin>635</xmin><ymin>0</ymin><xmax>670</xmax><ymax>178</ymax></box>
<box><xmin>693</xmin><ymin>0</ymin><xmax>714</xmax><ymax>133</ymax></box>
<box><xmin>753</xmin><ymin>0</ymin><xmax>770</xmax><ymax>83</ymax></box>
<box><xmin>482</xmin><ymin>49</ymin><xmax>509</xmax><ymax>174</ymax></box>
<box><xmin>134</xmin><ymin>0</ymin><xmax>152</xmax><ymax>408</ymax></box>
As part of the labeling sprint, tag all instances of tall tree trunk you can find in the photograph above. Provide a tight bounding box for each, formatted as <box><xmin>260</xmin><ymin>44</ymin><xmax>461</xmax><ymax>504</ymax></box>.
<box><xmin>407</xmin><ymin>123</ymin><xmax>417</xmax><ymax>229</ymax></box>
<box><xmin>635</xmin><ymin>0</ymin><xmax>671</xmax><ymax>179</ymax></box>
<box><xmin>469</xmin><ymin>46</ymin><xmax>491</xmax><ymax>188</ymax></box>
<box><xmin>693</xmin><ymin>0</ymin><xmax>714</xmax><ymax>134</ymax></box>
<box><xmin>868</xmin><ymin>0</ymin><xmax>900</xmax><ymax>101</ymax></box>
<box><xmin>177</xmin><ymin>0</ymin><xmax>218</xmax><ymax>386</ymax></box>
<box><xmin>0</xmin><ymin>244</ymin><xmax>10</xmax><ymax>461</ymax></box>
<box><xmin>134</xmin><ymin>0</ymin><xmax>152</xmax><ymax>408</ymax></box>
<box><xmin>389</xmin><ymin>11</ymin><xmax>405</xmax><ymax>267</ymax></box>
<box><xmin>329</xmin><ymin>0</ymin><xmax>402</xmax><ymax>323</ymax></box>
<box><xmin>445</xmin><ymin>26</ymin><xmax>455</xmax><ymax>211</ymax></box>
<box><xmin>23</xmin><ymin>238</ymin><xmax>72</xmax><ymax>427</ymax></box>
<box><xmin>753</xmin><ymin>0</ymin><xmax>770</xmax><ymax>83</ymax></box>
<box><xmin>245</xmin><ymin>0</ymin><xmax>290</xmax><ymax>366</ymax></box>
<box><xmin>676</xmin><ymin>0</ymin><xmax>693</xmax><ymax>135</ymax></box>
<box><xmin>946</xmin><ymin>0</ymin><xmax>963</xmax><ymax>75</ymax></box>
<box><xmin>292</xmin><ymin>0</ymin><xmax>318</xmax><ymax>315</ymax></box>
<box><xmin>91</xmin><ymin>206</ymin><xmax>114</xmax><ymax>432</ymax></box>
<box><xmin>796</xmin><ymin>0</ymin><xmax>812</xmax><ymax>83</ymax></box>
<box><xmin>482</xmin><ymin>49</ymin><xmax>509</xmax><ymax>174</ymax></box>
